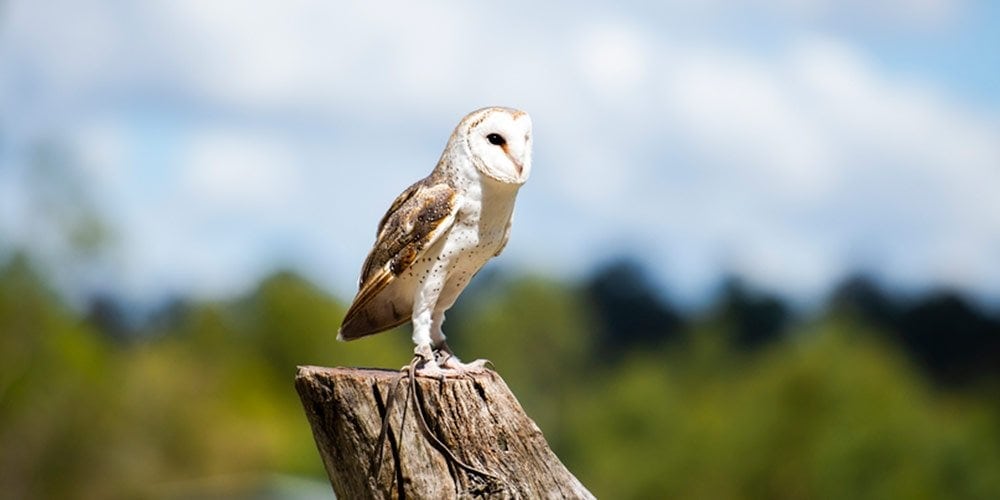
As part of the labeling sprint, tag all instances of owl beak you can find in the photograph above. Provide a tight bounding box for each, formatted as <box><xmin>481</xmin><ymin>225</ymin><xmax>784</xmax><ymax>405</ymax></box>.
<box><xmin>501</xmin><ymin>145</ymin><xmax>524</xmax><ymax>177</ymax></box>
<box><xmin>507</xmin><ymin>153</ymin><xmax>524</xmax><ymax>177</ymax></box>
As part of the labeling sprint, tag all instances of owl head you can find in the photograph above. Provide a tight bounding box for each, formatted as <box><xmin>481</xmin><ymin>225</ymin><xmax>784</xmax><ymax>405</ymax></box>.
<box><xmin>456</xmin><ymin>107</ymin><xmax>532</xmax><ymax>185</ymax></box>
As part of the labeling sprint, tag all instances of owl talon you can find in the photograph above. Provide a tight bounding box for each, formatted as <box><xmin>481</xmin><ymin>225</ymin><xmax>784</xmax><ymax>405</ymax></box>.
<box><xmin>414</xmin><ymin>343</ymin><xmax>435</xmax><ymax>362</ymax></box>
<box><xmin>434</xmin><ymin>349</ymin><xmax>453</xmax><ymax>366</ymax></box>
<box><xmin>440</xmin><ymin>356</ymin><xmax>491</xmax><ymax>373</ymax></box>
<box><xmin>415</xmin><ymin>364</ymin><xmax>449</xmax><ymax>379</ymax></box>
<box><xmin>406</xmin><ymin>343</ymin><xmax>446</xmax><ymax>378</ymax></box>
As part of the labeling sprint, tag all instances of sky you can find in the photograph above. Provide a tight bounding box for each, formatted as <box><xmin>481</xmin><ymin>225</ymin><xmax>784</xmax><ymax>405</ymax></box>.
<box><xmin>1</xmin><ymin>0</ymin><xmax>999</xmax><ymax>308</ymax></box>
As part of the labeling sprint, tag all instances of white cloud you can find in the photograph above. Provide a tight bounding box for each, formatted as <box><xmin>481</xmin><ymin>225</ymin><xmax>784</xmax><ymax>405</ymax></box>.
<box><xmin>138</xmin><ymin>0</ymin><xmax>480</xmax><ymax>114</ymax></box>
<box><xmin>651</xmin><ymin>35</ymin><xmax>1000</xmax><ymax>298</ymax></box>
<box><xmin>0</xmin><ymin>0</ymin><xmax>121</xmax><ymax>92</ymax></box>
<box><xmin>663</xmin><ymin>48</ymin><xmax>838</xmax><ymax>201</ymax></box>
<box><xmin>73</xmin><ymin>119</ymin><xmax>129</xmax><ymax>189</ymax></box>
<box><xmin>742</xmin><ymin>0</ymin><xmax>961</xmax><ymax>30</ymax></box>
<box><xmin>179</xmin><ymin>129</ymin><xmax>302</xmax><ymax>215</ymax></box>
<box><xmin>577</xmin><ymin>23</ymin><xmax>650</xmax><ymax>96</ymax></box>
<box><xmin>148</xmin><ymin>0</ymin><xmax>343</xmax><ymax>109</ymax></box>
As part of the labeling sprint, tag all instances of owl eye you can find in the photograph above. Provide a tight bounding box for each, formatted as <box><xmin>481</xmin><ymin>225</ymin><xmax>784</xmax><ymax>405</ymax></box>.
<box><xmin>486</xmin><ymin>133</ymin><xmax>506</xmax><ymax>146</ymax></box>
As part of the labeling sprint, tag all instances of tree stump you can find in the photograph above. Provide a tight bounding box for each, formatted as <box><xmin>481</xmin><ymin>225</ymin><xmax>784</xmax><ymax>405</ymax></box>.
<box><xmin>295</xmin><ymin>366</ymin><xmax>594</xmax><ymax>499</ymax></box>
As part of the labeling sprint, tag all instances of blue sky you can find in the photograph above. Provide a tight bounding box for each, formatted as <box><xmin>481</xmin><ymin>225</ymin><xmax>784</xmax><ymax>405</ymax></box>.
<box><xmin>1</xmin><ymin>0</ymin><xmax>999</xmax><ymax>308</ymax></box>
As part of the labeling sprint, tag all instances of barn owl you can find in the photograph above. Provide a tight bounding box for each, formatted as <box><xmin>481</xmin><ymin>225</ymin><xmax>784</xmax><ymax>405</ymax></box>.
<box><xmin>338</xmin><ymin>107</ymin><xmax>532</xmax><ymax>374</ymax></box>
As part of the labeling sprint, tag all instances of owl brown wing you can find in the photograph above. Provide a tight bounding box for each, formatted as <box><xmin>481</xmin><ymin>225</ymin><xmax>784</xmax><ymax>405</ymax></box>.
<box><xmin>338</xmin><ymin>179</ymin><xmax>458</xmax><ymax>340</ymax></box>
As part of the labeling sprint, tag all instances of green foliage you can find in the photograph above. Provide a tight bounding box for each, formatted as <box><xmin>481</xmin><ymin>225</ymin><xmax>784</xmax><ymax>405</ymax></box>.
<box><xmin>0</xmin><ymin>256</ymin><xmax>998</xmax><ymax>499</ymax></box>
<box><xmin>563</xmin><ymin>323</ymin><xmax>1000</xmax><ymax>499</ymax></box>
<box><xmin>448</xmin><ymin>275</ymin><xmax>596</xmax><ymax>435</ymax></box>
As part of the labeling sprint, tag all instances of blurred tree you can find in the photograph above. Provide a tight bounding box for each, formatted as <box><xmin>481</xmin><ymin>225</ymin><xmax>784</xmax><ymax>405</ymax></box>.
<box><xmin>897</xmin><ymin>291</ymin><xmax>1000</xmax><ymax>386</ymax></box>
<box><xmin>563</xmin><ymin>323</ymin><xmax>1000</xmax><ymax>499</ymax></box>
<box><xmin>828</xmin><ymin>273</ymin><xmax>900</xmax><ymax>326</ymax></box>
<box><xmin>236</xmin><ymin>270</ymin><xmax>346</xmax><ymax>378</ymax></box>
<box><xmin>2</xmin><ymin>252</ymin><xmax>1000</xmax><ymax>498</ymax></box>
<box><xmin>84</xmin><ymin>293</ymin><xmax>134</xmax><ymax>343</ymax></box>
<box><xmin>714</xmin><ymin>276</ymin><xmax>790</xmax><ymax>350</ymax></box>
<box><xmin>0</xmin><ymin>254</ymin><xmax>123</xmax><ymax>498</ymax></box>
<box><xmin>584</xmin><ymin>257</ymin><xmax>685</xmax><ymax>357</ymax></box>
<box><xmin>830</xmin><ymin>275</ymin><xmax>1000</xmax><ymax>386</ymax></box>
<box><xmin>447</xmin><ymin>274</ymin><xmax>597</xmax><ymax>450</ymax></box>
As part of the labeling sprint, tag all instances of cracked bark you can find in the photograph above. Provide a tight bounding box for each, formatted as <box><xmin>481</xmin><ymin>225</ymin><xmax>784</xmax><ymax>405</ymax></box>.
<box><xmin>295</xmin><ymin>366</ymin><xmax>594</xmax><ymax>499</ymax></box>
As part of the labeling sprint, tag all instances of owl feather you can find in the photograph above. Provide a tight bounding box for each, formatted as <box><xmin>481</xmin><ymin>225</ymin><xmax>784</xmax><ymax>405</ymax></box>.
<box><xmin>339</xmin><ymin>177</ymin><xmax>458</xmax><ymax>340</ymax></box>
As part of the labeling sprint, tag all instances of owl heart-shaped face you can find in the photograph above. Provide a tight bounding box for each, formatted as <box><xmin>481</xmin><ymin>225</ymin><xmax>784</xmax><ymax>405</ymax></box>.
<box><xmin>462</xmin><ymin>108</ymin><xmax>533</xmax><ymax>185</ymax></box>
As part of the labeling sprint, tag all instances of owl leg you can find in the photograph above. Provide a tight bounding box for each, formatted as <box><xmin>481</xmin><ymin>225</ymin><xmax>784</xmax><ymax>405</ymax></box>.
<box><xmin>429</xmin><ymin>309</ymin><xmax>454</xmax><ymax>361</ymax></box>
<box><xmin>428</xmin><ymin>304</ymin><xmax>474</xmax><ymax>370</ymax></box>
<box><xmin>411</xmin><ymin>307</ymin><xmax>442</xmax><ymax>372</ymax></box>
<box><xmin>412</xmin><ymin>281</ymin><xmax>458</xmax><ymax>376</ymax></box>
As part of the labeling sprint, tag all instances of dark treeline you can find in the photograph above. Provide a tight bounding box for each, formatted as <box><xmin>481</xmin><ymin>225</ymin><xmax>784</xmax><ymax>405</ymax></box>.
<box><xmin>575</xmin><ymin>258</ymin><xmax>1000</xmax><ymax>387</ymax></box>
<box><xmin>83</xmin><ymin>253</ymin><xmax>1000</xmax><ymax>390</ymax></box>
<box><xmin>77</xmin><ymin>253</ymin><xmax>1000</xmax><ymax>395</ymax></box>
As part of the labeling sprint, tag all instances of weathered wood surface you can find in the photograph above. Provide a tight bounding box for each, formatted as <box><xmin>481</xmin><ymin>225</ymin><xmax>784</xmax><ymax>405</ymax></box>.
<box><xmin>295</xmin><ymin>365</ymin><xmax>594</xmax><ymax>499</ymax></box>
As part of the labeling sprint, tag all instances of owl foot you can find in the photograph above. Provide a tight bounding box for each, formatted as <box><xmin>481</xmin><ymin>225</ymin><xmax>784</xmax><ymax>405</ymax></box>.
<box><xmin>439</xmin><ymin>354</ymin><xmax>493</xmax><ymax>373</ymax></box>
<box><xmin>410</xmin><ymin>343</ymin><xmax>451</xmax><ymax>378</ymax></box>
<box><xmin>411</xmin><ymin>343</ymin><xmax>490</xmax><ymax>376</ymax></box>
<box><xmin>415</xmin><ymin>360</ymin><xmax>454</xmax><ymax>378</ymax></box>
<box><xmin>430</xmin><ymin>341</ymin><xmax>492</xmax><ymax>372</ymax></box>
<box><xmin>413</xmin><ymin>342</ymin><xmax>435</xmax><ymax>364</ymax></box>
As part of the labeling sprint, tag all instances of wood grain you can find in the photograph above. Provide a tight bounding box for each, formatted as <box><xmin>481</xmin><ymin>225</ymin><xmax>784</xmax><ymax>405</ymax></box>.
<box><xmin>295</xmin><ymin>366</ymin><xmax>594</xmax><ymax>499</ymax></box>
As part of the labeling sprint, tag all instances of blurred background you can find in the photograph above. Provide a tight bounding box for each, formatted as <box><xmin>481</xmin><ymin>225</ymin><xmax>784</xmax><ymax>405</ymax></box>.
<box><xmin>2</xmin><ymin>0</ymin><xmax>999</xmax><ymax>498</ymax></box>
